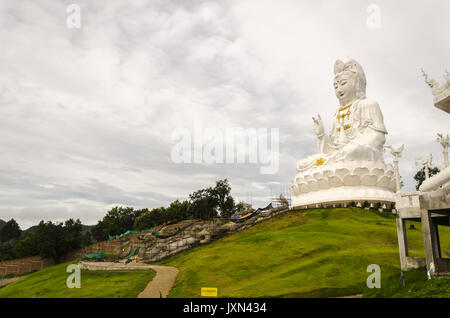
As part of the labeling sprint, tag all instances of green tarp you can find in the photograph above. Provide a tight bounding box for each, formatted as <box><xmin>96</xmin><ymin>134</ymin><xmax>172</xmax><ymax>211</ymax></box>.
<box><xmin>82</xmin><ymin>252</ymin><xmax>113</xmax><ymax>260</ymax></box>
<box><xmin>108</xmin><ymin>229</ymin><xmax>155</xmax><ymax>242</ymax></box>
<box><xmin>125</xmin><ymin>248</ymin><xmax>137</xmax><ymax>260</ymax></box>
<box><xmin>119</xmin><ymin>230</ymin><xmax>140</xmax><ymax>238</ymax></box>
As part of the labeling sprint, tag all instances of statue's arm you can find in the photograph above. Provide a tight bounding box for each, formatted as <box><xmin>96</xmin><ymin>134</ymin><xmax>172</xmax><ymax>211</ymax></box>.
<box><xmin>348</xmin><ymin>99</ymin><xmax>387</xmax><ymax>151</ymax></box>
<box><xmin>359</xmin><ymin>99</ymin><xmax>387</xmax><ymax>134</ymax></box>
<box><xmin>313</xmin><ymin>115</ymin><xmax>339</xmax><ymax>155</ymax></box>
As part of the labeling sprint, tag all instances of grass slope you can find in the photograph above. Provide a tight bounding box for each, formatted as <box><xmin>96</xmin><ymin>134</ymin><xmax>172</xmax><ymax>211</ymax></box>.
<box><xmin>364</xmin><ymin>268</ymin><xmax>450</xmax><ymax>298</ymax></box>
<box><xmin>0</xmin><ymin>261</ymin><xmax>156</xmax><ymax>298</ymax></box>
<box><xmin>156</xmin><ymin>208</ymin><xmax>450</xmax><ymax>298</ymax></box>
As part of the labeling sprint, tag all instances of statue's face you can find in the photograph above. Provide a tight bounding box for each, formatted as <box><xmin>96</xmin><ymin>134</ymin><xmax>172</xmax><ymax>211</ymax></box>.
<box><xmin>334</xmin><ymin>73</ymin><xmax>357</xmax><ymax>105</ymax></box>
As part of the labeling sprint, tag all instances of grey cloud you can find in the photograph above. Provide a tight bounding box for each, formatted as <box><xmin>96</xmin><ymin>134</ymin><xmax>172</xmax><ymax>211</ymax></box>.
<box><xmin>0</xmin><ymin>1</ymin><xmax>449</xmax><ymax>228</ymax></box>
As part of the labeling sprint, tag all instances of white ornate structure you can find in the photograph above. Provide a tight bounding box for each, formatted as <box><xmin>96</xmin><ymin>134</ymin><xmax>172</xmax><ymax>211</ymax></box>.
<box><xmin>416</xmin><ymin>154</ymin><xmax>433</xmax><ymax>180</ymax></box>
<box><xmin>291</xmin><ymin>58</ymin><xmax>396</xmax><ymax>208</ymax></box>
<box><xmin>394</xmin><ymin>68</ymin><xmax>450</xmax><ymax>278</ymax></box>
<box><xmin>386</xmin><ymin>144</ymin><xmax>404</xmax><ymax>192</ymax></box>
<box><xmin>436</xmin><ymin>133</ymin><xmax>449</xmax><ymax>169</ymax></box>
<box><xmin>422</xmin><ymin>69</ymin><xmax>450</xmax><ymax>113</ymax></box>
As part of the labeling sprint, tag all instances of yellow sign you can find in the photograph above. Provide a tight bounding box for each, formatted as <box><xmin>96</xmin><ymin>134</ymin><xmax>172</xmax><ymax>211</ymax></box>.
<box><xmin>201</xmin><ymin>287</ymin><xmax>218</xmax><ymax>297</ymax></box>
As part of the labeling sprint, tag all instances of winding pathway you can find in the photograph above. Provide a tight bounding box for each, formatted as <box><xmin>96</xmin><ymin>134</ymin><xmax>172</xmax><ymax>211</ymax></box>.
<box><xmin>137</xmin><ymin>265</ymin><xmax>179</xmax><ymax>298</ymax></box>
<box><xmin>78</xmin><ymin>261</ymin><xmax>179</xmax><ymax>298</ymax></box>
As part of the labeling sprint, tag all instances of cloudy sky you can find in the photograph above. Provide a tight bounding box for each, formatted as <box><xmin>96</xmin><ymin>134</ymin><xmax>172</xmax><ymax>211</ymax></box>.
<box><xmin>0</xmin><ymin>0</ymin><xmax>449</xmax><ymax>229</ymax></box>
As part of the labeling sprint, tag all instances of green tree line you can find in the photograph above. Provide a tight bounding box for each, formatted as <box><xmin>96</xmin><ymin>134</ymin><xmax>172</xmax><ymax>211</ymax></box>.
<box><xmin>0</xmin><ymin>179</ymin><xmax>236</xmax><ymax>262</ymax></box>
<box><xmin>0</xmin><ymin>218</ymin><xmax>92</xmax><ymax>263</ymax></box>
<box><xmin>91</xmin><ymin>179</ymin><xmax>236</xmax><ymax>241</ymax></box>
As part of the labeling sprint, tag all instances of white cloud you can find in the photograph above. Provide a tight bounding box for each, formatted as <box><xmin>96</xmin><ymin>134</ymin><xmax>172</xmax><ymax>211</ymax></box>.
<box><xmin>0</xmin><ymin>0</ymin><xmax>449</xmax><ymax>228</ymax></box>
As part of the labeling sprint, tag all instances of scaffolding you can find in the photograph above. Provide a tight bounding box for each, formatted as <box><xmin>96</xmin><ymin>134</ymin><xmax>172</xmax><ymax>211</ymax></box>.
<box><xmin>270</xmin><ymin>184</ymin><xmax>292</xmax><ymax>209</ymax></box>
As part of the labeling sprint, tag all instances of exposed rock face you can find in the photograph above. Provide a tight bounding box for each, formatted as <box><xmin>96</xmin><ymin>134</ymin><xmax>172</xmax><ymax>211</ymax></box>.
<box><xmin>127</xmin><ymin>206</ymin><xmax>289</xmax><ymax>263</ymax></box>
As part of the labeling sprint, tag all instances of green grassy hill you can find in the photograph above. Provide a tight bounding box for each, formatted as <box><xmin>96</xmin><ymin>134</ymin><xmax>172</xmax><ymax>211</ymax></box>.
<box><xmin>156</xmin><ymin>208</ymin><xmax>450</xmax><ymax>298</ymax></box>
<box><xmin>0</xmin><ymin>261</ymin><xmax>155</xmax><ymax>298</ymax></box>
<box><xmin>1</xmin><ymin>208</ymin><xmax>448</xmax><ymax>298</ymax></box>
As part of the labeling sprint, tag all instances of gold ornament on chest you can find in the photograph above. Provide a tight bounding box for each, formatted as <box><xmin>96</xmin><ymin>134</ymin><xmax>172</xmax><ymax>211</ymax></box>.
<box><xmin>337</xmin><ymin>104</ymin><xmax>352</xmax><ymax>132</ymax></box>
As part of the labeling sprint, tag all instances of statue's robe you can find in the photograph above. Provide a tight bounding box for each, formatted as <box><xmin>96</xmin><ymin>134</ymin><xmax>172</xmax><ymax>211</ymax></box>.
<box><xmin>297</xmin><ymin>98</ymin><xmax>387</xmax><ymax>172</ymax></box>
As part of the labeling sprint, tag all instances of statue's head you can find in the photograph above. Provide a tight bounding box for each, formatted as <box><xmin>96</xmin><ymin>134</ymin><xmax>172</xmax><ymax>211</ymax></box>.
<box><xmin>333</xmin><ymin>58</ymin><xmax>367</xmax><ymax>105</ymax></box>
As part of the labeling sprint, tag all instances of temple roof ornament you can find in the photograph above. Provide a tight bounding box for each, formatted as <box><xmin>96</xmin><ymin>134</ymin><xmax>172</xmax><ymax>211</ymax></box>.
<box><xmin>422</xmin><ymin>68</ymin><xmax>450</xmax><ymax>113</ymax></box>
<box><xmin>436</xmin><ymin>133</ymin><xmax>449</xmax><ymax>169</ymax></box>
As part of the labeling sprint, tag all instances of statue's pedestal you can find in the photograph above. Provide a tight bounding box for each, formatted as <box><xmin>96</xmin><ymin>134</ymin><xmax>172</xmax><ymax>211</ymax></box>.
<box><xmin>291</xmin><ymin>160</ymin><xmax>396</xmax><ymax>208</ymax></box>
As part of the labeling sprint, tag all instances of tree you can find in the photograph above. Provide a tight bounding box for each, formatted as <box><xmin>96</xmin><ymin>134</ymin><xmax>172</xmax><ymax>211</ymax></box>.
<box><xmin>95</xmin><ymin>180</ymin><xmax>236</xmax><ymax>237</ymax></box>
<box><xmin>0</xmin><ymin>244</ymin><xmax>16</xmax><ymax>261</ymax></box>
<box><xmin>91</xmin><ymin>206</ymin><xmax>143</xmax><ymax>241</ymax></box>
<box><xmin>12</xmin><ymin>232</ymin><xmax>39</xmax><ymax>259</ymax></box>
<box><xmin>165</xmin><ymin>200</ymin><xmax>190</xmax><ymax>221</ymax></box>
<box><xmin>0</xmin><ymin>219</ymin><xmax>21</xmax><ymax>242</ymax></box>
<box><xmin>210</xmin><ymin>179</ymin><xmax>235</xmax><ymax>218</ymax></box>
<box><xmin>33</xmin><ymin>221</ymin><xmax>66</xmax><ymax>264</ymax></box>
<box><xmin>414</xmin><ymin>166</ymin><xmax>440</xmax><ymax>190</ymax></box>
<box><xmin>189</xmin><ymin>188</ymin><xmax>218</xmax><ymax>219</ymax></box>
<box><xmin>187</xmin><ymin>179</ymin><xmax>236</xmax><ymax>219</ymax></box>
<box><xmin>28</xmin><ymin>218</ymin><xmax>85</xmax><ymax>264</ymax></box>
<box><xmin>134</xmin><ymin>207</ymin><xmax>166</xmax><ymax>230</ymax></box>
<box><xmin>81</xmin><ymin>231</ymin><xmax>93</xmax><ymax>247</ymax></box>
<box><xmin>1</xmin><ymin>218</ymin><xmax>92</xmax><ymax>262</ymax></box>
<box><xmin>91</xmin><ymin>220</ymin><xmax>106</xmax><ymax>242</ymax></box>
<box><xmin>62</xmin><ymin>219</ymin><xmax>84</xmax><ymax>252</ymax></box>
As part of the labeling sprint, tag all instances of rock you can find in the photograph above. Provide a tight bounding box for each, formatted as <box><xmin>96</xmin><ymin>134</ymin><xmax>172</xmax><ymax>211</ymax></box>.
<box><xmin>186</xmin><ymin>237</ymin><xmax>197</xmax><ymax>245</ymax></box>
<box><xmin>197</xmin><ymin>229</ymin><xmax>211</xmax><ymax>244</ymax></box>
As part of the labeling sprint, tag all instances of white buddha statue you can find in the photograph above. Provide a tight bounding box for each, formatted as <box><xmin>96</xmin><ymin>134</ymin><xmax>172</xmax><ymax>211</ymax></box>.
<box><xmin>291</xmin><ymin>58</ymin><xmax>396</xmax><ymax>208</ymax></box>
<box><xmin>297</xmin><ymin>59</ymin><xmax>388</xmax><ymax>171</ymax></box>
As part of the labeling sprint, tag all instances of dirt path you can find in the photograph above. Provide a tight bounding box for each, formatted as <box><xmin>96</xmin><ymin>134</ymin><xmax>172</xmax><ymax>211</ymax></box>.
<box><xmin>335</xmin><ymin>294</ymin><xmax>363</xmax><ymax>298</ymax></box>
<box><xmin>0</xmin><ymin>276</ymin><xmax>24</xmax><ymax>288</ymax></box>
<box><xmin>137</xmin><ymin>265</ymin><xmax>179</xmax><ymax>298</ymax></box>
<box><xmin>78</xmin><ymin>261</ymin><xmax>179</xmax><ymax>298</ymax></box>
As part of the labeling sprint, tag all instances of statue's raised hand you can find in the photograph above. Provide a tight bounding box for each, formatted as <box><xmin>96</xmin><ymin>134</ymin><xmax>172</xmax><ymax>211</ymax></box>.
<box><xmin>312</xmin><ymin>115</ymin><xmax>325</xmax><ymax>138</ymax></box>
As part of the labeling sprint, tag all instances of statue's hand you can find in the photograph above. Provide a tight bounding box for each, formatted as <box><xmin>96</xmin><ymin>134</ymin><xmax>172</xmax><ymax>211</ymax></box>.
<box><xmin>312</xmin><ymin>114</ymin><xmax>325</xmax><ymax>137</ymax></box>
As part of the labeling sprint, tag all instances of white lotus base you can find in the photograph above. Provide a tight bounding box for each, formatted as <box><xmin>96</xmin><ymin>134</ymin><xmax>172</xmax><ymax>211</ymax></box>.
<box><xmin>291</xmin><ymin>185</ymin><xmax>396</xmax><ymax>208</ymax></box>
<box><xmin>291</xmin><ymin>160</ymin><xmax>397</xmax><ymax>208</ymax></box>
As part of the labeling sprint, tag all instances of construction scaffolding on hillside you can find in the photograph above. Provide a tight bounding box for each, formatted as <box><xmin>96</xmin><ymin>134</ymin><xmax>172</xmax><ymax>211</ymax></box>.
<box><xmin>270</xmin><ymin>184</ymin><xmax>292</xmax><ymax>209</ymax></box>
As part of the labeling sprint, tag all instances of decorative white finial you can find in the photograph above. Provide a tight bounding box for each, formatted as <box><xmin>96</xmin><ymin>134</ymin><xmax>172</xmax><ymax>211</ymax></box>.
<box><xmin>436</xmin><ymin>133</ymin><xmax>449</xmax><ymax>169</ymax></box>
<box><xmin>422</xmin><ymin>68</ymin><xmax>450</xmax><ymax>97</ymax></box>
<box><xmin>386</xmin><ymin>144</ymin><xmax>405</xmax><ymax>192</ymax></box>
<box><xmin>416</xmin><ymin>154</ymin><xmax>433</xmax><ymax>179</ymax></box>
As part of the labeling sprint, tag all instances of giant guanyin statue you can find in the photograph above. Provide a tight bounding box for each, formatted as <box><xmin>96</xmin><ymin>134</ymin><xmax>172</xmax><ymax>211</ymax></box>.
<box><xmin>291</xmin><ymin>58</ymin><xmax>396</xmax><ymax>208</ymax></box>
